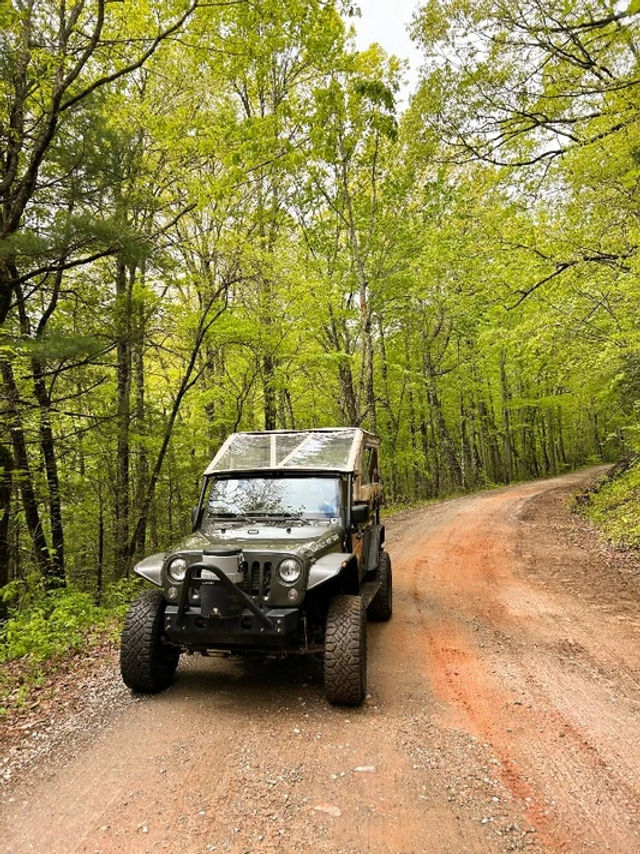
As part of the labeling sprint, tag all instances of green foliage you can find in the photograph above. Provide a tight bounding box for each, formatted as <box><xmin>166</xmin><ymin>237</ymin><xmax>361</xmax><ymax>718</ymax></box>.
<box><xmin>1</xmin><ymin>588</ymin><xmax>103</xmax><ymax>662</ymax></box>
<box><xmin>0</xmin><ymin>576</ymin><xmax>146</xmax><ymax>665</ymax></box>
<box><xmin>19</xmin><ymin>334</ymin><xmax>102</xmax><ymax>364</ymax></box>
<box><xmin>99</xmin><ymin>577</ymin><xmax>146</xmax><ymax>612</ymax></box>
<box><xmin>580</xmin><ymin>462</ymin><xmax>640</xmax><ymax>549</ymax></box>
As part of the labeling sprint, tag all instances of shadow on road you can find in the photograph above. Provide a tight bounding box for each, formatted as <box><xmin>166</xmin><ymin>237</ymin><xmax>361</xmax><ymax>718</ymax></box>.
<box><xmin>140</xmin><ymin>652</ymin><xmax>338</xmax><ymax>716</ymax></box>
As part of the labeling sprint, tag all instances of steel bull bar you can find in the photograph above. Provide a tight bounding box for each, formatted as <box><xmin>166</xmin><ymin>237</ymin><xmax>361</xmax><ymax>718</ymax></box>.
<box><xmin>175</xmin><ymin>561</ymin><xmax>275</xmax><ymax>630</ymax></box>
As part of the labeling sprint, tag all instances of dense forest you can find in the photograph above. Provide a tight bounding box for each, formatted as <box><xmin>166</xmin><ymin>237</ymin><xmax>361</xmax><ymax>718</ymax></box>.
<box><xmin>1</xmin><ymin>0</ymin><xmax>639</xmax><ymax>621</ymax></box>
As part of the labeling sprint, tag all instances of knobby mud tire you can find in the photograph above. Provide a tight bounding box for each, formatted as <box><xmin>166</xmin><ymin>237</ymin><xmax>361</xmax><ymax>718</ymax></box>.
<box><xmin>120</xmin><ymin>590</ymin><xmax>180</xmax><ymax>694</ymax></box>
<box><xmin>368</xmin><ymin>550</ymin><xmax>393</xmax><ymax>622</ymax></box>
<box><xmin>324</xmin><ymin>594</ymin><xmax>367</xmax><ymax>706</ymax></box>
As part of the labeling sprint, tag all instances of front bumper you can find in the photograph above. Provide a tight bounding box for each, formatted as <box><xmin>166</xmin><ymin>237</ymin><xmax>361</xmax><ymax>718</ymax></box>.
<box><xmin>164</xmin><ymin>605</ymin><xmax>299</xmax><ymax>647</ymax></box>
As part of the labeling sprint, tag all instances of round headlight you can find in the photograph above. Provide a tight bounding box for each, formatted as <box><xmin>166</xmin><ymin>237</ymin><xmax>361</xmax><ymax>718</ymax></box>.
<box><xmin>167</xmin><ymin>557</ymin><xmax>188</xmax><ymax>582</ymax></box>
<box><xmin>277</xmin><ymin>558</ymin><xmax>302</xmax><ymax>585</ymax></box>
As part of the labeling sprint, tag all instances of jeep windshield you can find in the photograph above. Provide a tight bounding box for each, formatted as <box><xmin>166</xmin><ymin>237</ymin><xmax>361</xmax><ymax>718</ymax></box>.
<box><xmin>203</xmin><ymin>476</ymin><xmax>341</xmax><ymax>523</ymax></box>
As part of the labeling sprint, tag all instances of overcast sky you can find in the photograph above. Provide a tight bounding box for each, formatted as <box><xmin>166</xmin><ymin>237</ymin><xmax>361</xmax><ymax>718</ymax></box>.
<box><xmin>352</xmin><ymin>0</ymin><xmax>424</xmax><ymax>103</ymax></box>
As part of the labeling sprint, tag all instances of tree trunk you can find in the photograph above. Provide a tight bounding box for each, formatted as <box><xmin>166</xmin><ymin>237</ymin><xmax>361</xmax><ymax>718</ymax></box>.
<box><xmin>325</xmin><ymin>307</ymin><xmax>358</xmax><ymax>425</ymax></box>
<box><xmin>404</xmin><ymin>337</ymin><xmax>424</xmax><ymax>499</ymax></box>
<box><xmin>540</xmin><ymin>413</ymin><xmax>551</xmax><ymax>474</ymax></box>
<box><xmin>361</xmin><ymin>307</ymin><xmax>377</xmax><ymax>432</ymax></box>
<box><xmin>425</xmin><ymin>389</ymin><xmax>440</xmax><ymax>496</ymax></box>
<box><xmin>263</xmin><ymin>351</ymin><xmax>277</xmax><ymax>430</ymax></box>
<box><xmin>96</xmin><ymin>483</ymin><xmax>104</xmax><ymax>606</ymax></box>
<box><xmin>114</xmin><ymin>258</ymin><xmax>134</xmax><ymax>577</ymax></box>
<box><xmin>0</xmin><ymin>260</ymin><xmax>14</xmax><ymax>330</ymax></box>
<box><xmin>591</xmin><ymin>411</ymin><xmax>603</xmax><ymax>459</ymax></box>
<box><xmin>377</xmin><ymin>319</ymin><xmax>400</xmax><ymax>499</ymax></box>
<box><xmin>0</xmin><ymin>442</ymin><xmax>12</xmax><ymax>590</ymax></box>
<box><xmin>31</xmin><ymin>364</ymin><xmax>65</xmax><ymax>581</ymax></box>
<box><xmin>123</xmin><ymin>297</ymin><xmax>228</xmax><ymax>571</ymax></box>
<box><xmin>459</xmin><ymin>393</ymin><xmax>472</xmax><ymax>490</ymax></box>
<box><xmin>1</xmin><ymin>361</ymin><xmax>55</xmax><ymax>582</ymax></box>
<box><xmin>546</xmin><ymin>409</ymin><xmax>558</xmax><ymax>474</ymax></box>
<box><xmin>283</xmin><ymin>388</ymin><xmax>296</xmax><ymax>429</ymax></box>
<box><xmin>337</xmin><ymin>358</ymin><xmax>359</xmax><ymax>425</ymax></box>
<box><xmin>556</xmin><ymin>406</ymin><xmax>568</xmax><ymax>467</ymax></box>
<box><xmin>424</xmin><ymin>352</ymin><xmax>462</xmax><ymax>490</ymax></box>
<box><xmin>132</xmin><ymin>281</ymin><xmax>148</xmax><ymax>559</ymax></box>
<box><xmin>499</xmin><ymin>356</ymin><xmax>513</xmax><ymax>483</ymax></box>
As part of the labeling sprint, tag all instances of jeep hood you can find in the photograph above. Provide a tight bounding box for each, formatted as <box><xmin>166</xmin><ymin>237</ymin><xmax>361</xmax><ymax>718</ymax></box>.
<box><xmin>173</xmin><ymin>522</ymin><xmax>344</xmax><ymax>561</ymax></box>
<box><xmin>133</xmin><ymin>522</ymin><xmax>346</xmax><ymax>586</ymax></box>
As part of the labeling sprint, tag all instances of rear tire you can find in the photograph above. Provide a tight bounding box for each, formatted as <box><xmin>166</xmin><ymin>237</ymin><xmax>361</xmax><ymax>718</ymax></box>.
<box><xmin>368</xmin><ymin>550</ymin><xmax>392</xmax><ymax>621</ymax></box>
<box><xmin>120</xmin><ymin>590</ymin><xmax>179</xmax><ymax>693</ymax></box>
<box><xmin>324</xmin><ymin>594</ymin><xmax>367</xmax><ymax>706</ymax></box>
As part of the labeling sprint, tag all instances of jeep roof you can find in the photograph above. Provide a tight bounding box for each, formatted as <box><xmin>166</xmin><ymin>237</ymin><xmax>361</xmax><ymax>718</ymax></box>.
<box><xmin>204</xmin><ymin>427</ymin><xmax>380</xmax><ymax>475</ymax></box>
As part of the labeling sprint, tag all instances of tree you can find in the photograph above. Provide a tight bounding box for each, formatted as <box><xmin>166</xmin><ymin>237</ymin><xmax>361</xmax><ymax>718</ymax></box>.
<box><xmin>300</xmin><ymin>46</ymin><xmax>407</xmax><ymax>431</ymax></box>
<box><xmin>411</xmin><ymin>0</ymin><xmax>640</xmax><ymax>167</ymax></box>
<box><xmin>0</xmin><ymin>0</ymin><xmax>203</xmax><ymax>326</ymax></box>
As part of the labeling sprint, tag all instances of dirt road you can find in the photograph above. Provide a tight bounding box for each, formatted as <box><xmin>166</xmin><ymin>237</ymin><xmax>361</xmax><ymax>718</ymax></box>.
<box><xmin>3</xmin><ymin>469</ymin><xmax>640</xmax><ymax>853</ymax></box>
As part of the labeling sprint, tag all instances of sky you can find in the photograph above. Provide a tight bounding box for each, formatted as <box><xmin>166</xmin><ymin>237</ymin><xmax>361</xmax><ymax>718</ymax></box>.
<box><xmin>352</xmin><ymin>0</ymin><xmax>424</xmax><ymax>103</ymax></box>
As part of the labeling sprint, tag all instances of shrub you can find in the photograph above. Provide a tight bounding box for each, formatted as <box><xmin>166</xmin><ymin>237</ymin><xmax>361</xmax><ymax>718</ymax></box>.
<box><xmin>580</xmin><ymin>461</ymin><xmax>640</xmax><ymax>549</ymax></box>
<box><xmin>0</xmin><ymin>589</ymin><xmax>103</xmax><ymax>662</ymax></box>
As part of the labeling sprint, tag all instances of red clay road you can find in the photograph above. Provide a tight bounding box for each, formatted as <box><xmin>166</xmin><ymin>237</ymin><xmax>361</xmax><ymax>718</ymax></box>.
<box><xmin>2</xmin><ymin>468</ymin><xmax>640</xmax><ymax>853</ymax></box>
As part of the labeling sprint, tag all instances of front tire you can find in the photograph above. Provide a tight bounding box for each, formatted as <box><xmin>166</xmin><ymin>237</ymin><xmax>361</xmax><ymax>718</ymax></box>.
<box><xmin>120</xmin><ymin>590</ymin><xmax>180</xmax><ymax>693</ymax></box>
<box><xmin>324</xmin><ymin>594</ymin><xmax>367</xmax><ymax>706</ymax></box>
<box><xmin>368</xmin><ymin>550</ymin><xmax>392</xmax><ymax>621</ymax></box>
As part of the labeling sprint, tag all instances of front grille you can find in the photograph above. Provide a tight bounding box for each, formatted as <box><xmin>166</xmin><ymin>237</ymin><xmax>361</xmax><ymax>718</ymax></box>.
<box><xmin>263</xmin><ymin>562</ymin><xmax>272</xmax><ymax>597</ymax></box>
<box><xmin>249</xmin><ymin>560</ymin><xmax>259</xmax><ymax>593</ymax></box>
<box><xmin>243</xmin><ymin>560</ymin><xmax>272</xmax><ymax>598</ymax></box>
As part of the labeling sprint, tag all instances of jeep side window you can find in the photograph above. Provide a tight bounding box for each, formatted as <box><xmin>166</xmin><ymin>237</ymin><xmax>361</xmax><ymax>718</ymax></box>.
<box><xmin>362</xmin><ymin>448</ymin><xmax>371</xmax><ymax>484</ymax></box>
<box><xmin>369</xmin><ymin>448</ymin><xmax>379</xmax><ymax>483</ymax></box>
<box><xmin>362</xmin><ymin>447</ymin><xmax>379</xmax><ymax>485</ymax></box>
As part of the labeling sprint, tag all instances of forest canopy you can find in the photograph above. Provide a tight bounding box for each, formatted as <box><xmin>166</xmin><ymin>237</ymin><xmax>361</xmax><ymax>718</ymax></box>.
<box><xmin>1</xmin><ymin>0</ymin><xmax>638</xmax><ymax>608</ymax></box>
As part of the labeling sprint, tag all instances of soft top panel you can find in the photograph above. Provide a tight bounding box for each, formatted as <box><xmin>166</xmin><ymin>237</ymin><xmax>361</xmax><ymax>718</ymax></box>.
<box><xmin>205</xmin><ymin>428</ymin><xmax>377</xmax><ymax>475</ymax></box>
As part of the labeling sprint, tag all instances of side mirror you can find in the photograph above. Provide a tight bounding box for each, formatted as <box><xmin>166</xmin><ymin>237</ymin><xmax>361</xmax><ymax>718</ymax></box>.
<box><xmin>191</xmin><ymin>505</ymin><xmax>199</xmax><ymax>530</ymax></box>
<box><xmin>351</xmin><ymin>502</ymin><xmax>370</xmax><ymax>527</ymax></box>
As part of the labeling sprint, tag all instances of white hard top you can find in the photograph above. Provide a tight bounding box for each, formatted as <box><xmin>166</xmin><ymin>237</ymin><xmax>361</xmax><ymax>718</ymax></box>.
<box><xmin>204</xmin><ymin>428</ymin><xmax>378</xmax><ymax>475</ymax></box>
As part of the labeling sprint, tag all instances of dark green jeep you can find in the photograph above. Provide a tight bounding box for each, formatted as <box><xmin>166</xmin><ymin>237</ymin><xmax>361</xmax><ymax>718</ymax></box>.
<box><xmin>119</xmin><ymin>428</ymin><xmax>392</xmax><ymax>705</ymax></box>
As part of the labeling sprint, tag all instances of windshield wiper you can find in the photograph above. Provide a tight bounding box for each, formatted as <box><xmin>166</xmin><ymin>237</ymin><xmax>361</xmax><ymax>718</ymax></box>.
<box><xmin>207</xmin><ymin>512</ymin><xmax>254</xmax><ymax>525</ymax></box>
<box><xmin>254</xmin><ymin>512</ymin><xmax>308</xmax><ymax>524</ymax></box>
<box><xmin>207</xmin><ymin>511</ymin><xmax>312</xmax><ymax>526</ymax></box>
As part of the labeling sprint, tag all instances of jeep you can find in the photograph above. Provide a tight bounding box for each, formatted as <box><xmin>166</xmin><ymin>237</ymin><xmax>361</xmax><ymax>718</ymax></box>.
<box><xmin>119</xmin><ymin>427</ymin><xmax>392</xmax><ymax>705</ymax></box>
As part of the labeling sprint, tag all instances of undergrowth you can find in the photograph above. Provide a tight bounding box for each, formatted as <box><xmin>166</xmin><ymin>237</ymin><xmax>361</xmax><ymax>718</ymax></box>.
<box><xmin>578</xmin><ymin>459</ymin><xmax>640</xmax><ymax>549</ymax></box>
<box><xmin>0</xmin><ymin>578</ymin><xmax>144</xmax><ymax>714</ymax></box>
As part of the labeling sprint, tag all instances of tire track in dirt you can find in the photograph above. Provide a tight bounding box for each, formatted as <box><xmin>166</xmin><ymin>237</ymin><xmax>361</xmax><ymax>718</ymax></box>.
<box><xmin>397</xmin><ymin>473</ymin><xmax>640</xmax><ymax>853</ymax></box>
<box><xmin>398</xmin><ymin>542</ymin><xmax>559</xmax><ymax>849</ymax></box>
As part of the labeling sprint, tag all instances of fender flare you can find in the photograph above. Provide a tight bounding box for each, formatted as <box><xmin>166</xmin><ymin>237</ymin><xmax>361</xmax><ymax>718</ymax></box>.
<box><xmin>308</xmin><ymin>553</ymin><xmax>355</xmax><ymax>590</ymax></box>
<box><xmin>133</xmin><ymin>552</ymin><xmax>164</xmax><ymax>587</ymax></box>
